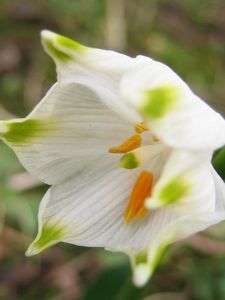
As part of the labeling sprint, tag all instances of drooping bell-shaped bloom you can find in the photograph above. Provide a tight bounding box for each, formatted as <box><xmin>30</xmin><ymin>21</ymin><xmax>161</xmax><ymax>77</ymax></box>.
<box><xmin>0</xmin><ymin>31</ymin><xmax>225</xmax><ymax>286</ymax></box>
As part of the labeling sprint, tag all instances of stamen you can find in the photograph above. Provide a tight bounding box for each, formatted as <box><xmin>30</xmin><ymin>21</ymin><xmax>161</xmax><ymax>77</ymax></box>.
<box><xmin>125</xmin><ymin>171</ymin><xmax>154</xmax><ymax>224</ymax></box>
<box><xmin>108</xmin><ymin>134</ymin><xmax>142</xmax><ymax>154</ymax></box>
<box><xmin>152</xmin><ymin>135</ymin><xmax>160</xmax><ymax>142</ymax></box>
<box><xmin>134</xmin><ymin>122</ymin><xmax>149</xmax><ymax>134</ymax></box>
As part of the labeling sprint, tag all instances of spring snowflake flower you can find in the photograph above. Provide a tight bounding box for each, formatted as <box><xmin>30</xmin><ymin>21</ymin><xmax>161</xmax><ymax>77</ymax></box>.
<box><xmin>0</xmin><ymin>31</ymin><xmax>225</xmax><ymax>286</ymax></box>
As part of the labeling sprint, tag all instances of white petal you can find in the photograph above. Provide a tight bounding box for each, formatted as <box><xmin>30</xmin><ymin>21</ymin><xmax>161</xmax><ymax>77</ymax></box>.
<box><xmin>133</xmin><ymin>210</ymin><xmax>225</xmax><ymax>286</ymax></box>
<box><xmin>41</xmin><ymin>30</ymin><xmax>133</xmax><ymax>76</ymax></box>
<box><xmin>26</xmin><ymin>155</ymin><xmax>177</xmax><ymax>256</ymax></box>
<box><xmin>147</xmin><ymin>150</ymin><xmax>215</xmax><ymax>214</ymax></box>
<box><xmin>0</xmin><ymin>82</ymin><xmax>133</xmax><ymax>185</ymax></box>
<box><xmin>121</xmin><ymin>55</ymin><xmax>225</xmax><ymax>151</ymax></box>
<box><xmin>132</xmin><ymin>164</ymin><xmax>225</xmax><ymax>286</ymax></box>
<box><xmin>41</xmin><ymin>30</ymin><xmax>139</xmax><ymax>123</ymax></box>
<box><xmin>212</xmin><ymin>168</ymin><xmax>225</xmax><ymax>211</ymax></box>
<box><xmin>25</xmin><ymin>149</ymin><xmax>225</xmax><ymax>286</ymax></box>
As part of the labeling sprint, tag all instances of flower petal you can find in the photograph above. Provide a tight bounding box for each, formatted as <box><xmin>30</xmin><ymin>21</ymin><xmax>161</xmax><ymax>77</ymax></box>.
<box><xmin>26</xmin><ymin>155</ymin><xmax>176</xmax><ymax>256</ymax></box>
<box><xmin>41</xmin><ymin>30</ymin><xmax>139</xmax><ymax>123</ymax></box>
<box><xmin>121</xmin><ymin>55</ymin><xmax>225</xmax><ymax>151</ymax></box>
<box><xmin>132</xmin><ymin>210</ymin><xmax>225</xmax><ymax>286</ymax></box>
<box><xmin>41</xmin><ymin>30</ymin><xmax>133</xmax><ymax>76</ymax></box>
<box><xmin>25</xmin><ymin>150</ymin><xmax>225</xmax><ymax>287</ymax></box>
<box><xmin>146</xmin><ymin>150</ymin><xmax>215</xmax><ymax>214</ymax></box>
<box><xmin>0</xmin><ymin>82</ymin><xmax>133</xmax><ymax>185</ymax></box>
<box><xmin>212</xmin><ymin>168</ymin><xmax>225</xmax><ymax>211</ymax></box>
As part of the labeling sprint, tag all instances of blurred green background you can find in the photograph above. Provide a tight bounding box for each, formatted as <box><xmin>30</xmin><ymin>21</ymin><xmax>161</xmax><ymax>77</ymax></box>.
<box><xmin>0</xmin><ymin>0</ymin><xmax>225</xmax><ymax>299</ymax></box>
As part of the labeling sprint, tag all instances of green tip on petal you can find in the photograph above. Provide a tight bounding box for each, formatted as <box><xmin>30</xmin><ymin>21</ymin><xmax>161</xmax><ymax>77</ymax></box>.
<box><xmin>134</xmin><ymin>251</ymin><xmax>147</xmax><ymax>265</ymax></box>
<box><xmin>119</xmin><ymin>153</ymin><xmax>139</xmax><ymax>169</ymax></box>
<box><xmin>25</xmin><ymin>223</ymin><xmax>65</xmax><ymax>256</ymax></box>
<box><xmin>131</xmin><ymin>252</ymin><xmax>150</xmax><ymax>287</ymax></box>
<box><xmin>158</xmin><ymin>177</ymin><xmax>191</xmax><ymax>205</ymax></box>
<box><xmin>1</xmin><ymin>118</ymin><xmax>49</xmax><ymax>144</ymax></box>
<box><xmin>133</xmin><ymin>242</ymin><xmax>171</xmax><ymax>286</ymax></box>
<box><xmin>41</xmin><ymin>30</ymin><xmax>86</xmax><ymax>62</ymax></box>
<box><xmin>140</xmin><ymin>85</ymin><xmax>181</xmax><ymax>119</ymax></box>
<box><xmin>133</xmin><ymin>264</ymin><xmax>151</xmax><ymax>287</ymax></box>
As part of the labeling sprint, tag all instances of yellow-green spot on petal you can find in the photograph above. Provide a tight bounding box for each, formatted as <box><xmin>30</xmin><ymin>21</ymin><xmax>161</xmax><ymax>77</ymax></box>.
<box><xmin>41</xmin><ymin>31</ymin><xmax>86</xmax><ymax>62</ymax></box>
<box><xmin>27</xmin><ymin>223</ymin><xmax>65</xmax><ymax>256</ymax></box>
<box><xmin>57</xmin><ymin>35</ymin><xmax>86</xmax><ymax>52</ymax></box>
<box><xmin>3</xmin><ymin>118</ymin><xmax>48</xmax><ymax>144</ymax></box>
<box><xmin>119</xmin><ymin>153</ymin><xmax>139</xmax><ymax>169</ymax></box>
<box><xmin>141</xmin><ymin>85</ymin><xmax>181</xmax><ymax>119</ymax></box>
<box><xmin>43</xmin><ymin>38</ymin><xmax>73</xmax><ymax>62</ymax></box>
<box><xmin>158</xmin><ymin>177</ymin><xmax>191</xmax><ymax>205</ymax></box>
<box><xmin>135</xmin><ymin>251</ymin><xmax>147</xmax><ymax>265</ymax></box>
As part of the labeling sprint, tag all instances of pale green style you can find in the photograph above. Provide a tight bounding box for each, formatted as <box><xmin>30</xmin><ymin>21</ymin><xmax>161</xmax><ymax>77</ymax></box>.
<box><xmin>119</xmin><ymin>153</ymin><xmax>139</xmax><ymax>169</ymax></box>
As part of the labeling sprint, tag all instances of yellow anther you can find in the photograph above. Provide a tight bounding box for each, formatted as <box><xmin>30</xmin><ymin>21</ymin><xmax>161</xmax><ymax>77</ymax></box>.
<box><xmin>125</xmin><ymin>171</ymin><xmax>153</xmax><ymax>224</ymax></box>
<box><xmin>134</xmin><ymin>122</ymin><xmax>149</xmax><ymax>134</ymax></box>
<box><xmin>108</xmin><ymin>134</ymin><xmax>142</xmax><ymax>154</ymax></box>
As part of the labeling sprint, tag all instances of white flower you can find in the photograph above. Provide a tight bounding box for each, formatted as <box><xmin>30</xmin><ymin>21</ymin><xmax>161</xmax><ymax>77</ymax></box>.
<box><xmin>0</xmin><ymin>31</ymin><xmax>225</xmax><ymax>287</ymax></box>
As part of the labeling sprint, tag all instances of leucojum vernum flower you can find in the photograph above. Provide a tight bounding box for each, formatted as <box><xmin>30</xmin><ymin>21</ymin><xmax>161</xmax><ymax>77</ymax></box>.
<box><xmin>1</xmin><ymin>30</ymin><xmax>225</xmax><ymax>286</ymax></box>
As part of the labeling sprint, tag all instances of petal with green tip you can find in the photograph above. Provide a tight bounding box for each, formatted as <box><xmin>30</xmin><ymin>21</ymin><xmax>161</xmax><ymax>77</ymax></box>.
<box><xmin>26</xmin><ymin>223</ymin><xmax>65</xmax><ymax>256</ymax></box>
<box><xmin>122</xmin><ymin>55</ymin><xmax>225</xmax><ymax>151</ymax></box>
<box><xmin>146</xmin><ymin>150</ymin><xmax>215</xmax><ymax>213</ymax></box>
<box><xmin>132</xmin><ymin>202</ymin><xmax>225</xmax><ymax>287</ymax></box>
<box><xmin>40</xmin><ymin>31</ymin><xmax>140</xmax><ymax>123</ymax></box>
<box><xmin>158</xmin><ymin>176</ymin><xmax>191</xmax><ymax>205</ymax></box>
<box><xmin>141</xmin><ymin>85</ymin><xmax>181</xmax><ymax>120</ymax></box>
<box><xmin>41</xmin><ymin>30</ymin><xmax>86</xmax><ymax>63</ymax></box>
<box><xmin>41</xmin><ymin>30</ymin><xmax>133</xmax><ymax>75</ymax></box>
<box><xmin>0</xmin><ymin>83</ymin><xmax>134</xmax><ymax>185</ymax></box>
<box><xmin>1</xmin><ymin>118</ymin><xmax>52</xmax><ymax>144</ymax></box>
<box><xmin>26</xmin><ymin>155</ymin><xmax>175</xmax><ymax>258</ymax></box>
<box><xmin>144</xmin><ymin>211</ymin><xmax>225</xmax><ymax>284</ymax></box>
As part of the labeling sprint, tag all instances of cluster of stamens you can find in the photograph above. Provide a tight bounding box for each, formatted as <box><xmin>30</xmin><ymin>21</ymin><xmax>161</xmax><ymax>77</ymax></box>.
<box><xmin>108</xmin><ymin>122</ymin><xmax>155</xmax><ymax>224</ymax></box>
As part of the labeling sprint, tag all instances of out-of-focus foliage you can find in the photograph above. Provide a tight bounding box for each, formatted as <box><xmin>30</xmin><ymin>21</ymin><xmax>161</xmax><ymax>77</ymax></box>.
<box><xmin>0</xmin><ymin>0</ymin><xmax>225</xmax><ymax>299</ymax></box>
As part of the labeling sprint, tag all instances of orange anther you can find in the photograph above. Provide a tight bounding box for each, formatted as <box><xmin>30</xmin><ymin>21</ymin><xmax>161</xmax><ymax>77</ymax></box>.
<box><xmin>108</xmin><ymin>134</ymin><xmax>142</xmax><ymax>154</ymax></box>
<box><xmin>125</xmin><ymin>170</ymin><xmax>153</xmax><ymax>224</ymax></box>
<box><xmin>134</xmin><ymin>122</ymin><xmax>149</xmax><ymax>134</ymax></box>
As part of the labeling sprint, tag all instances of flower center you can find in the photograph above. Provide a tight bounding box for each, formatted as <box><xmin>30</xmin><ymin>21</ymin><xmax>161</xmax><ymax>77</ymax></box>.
<box><xmin>108</xmin><ymin>122</ymin><xmax>156</xmax><ymax>224</ymax></box>
<box><xmin>125</xmin><ymin>171</ymin><xmax>153</xmax><ymax>224</ymax></box>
